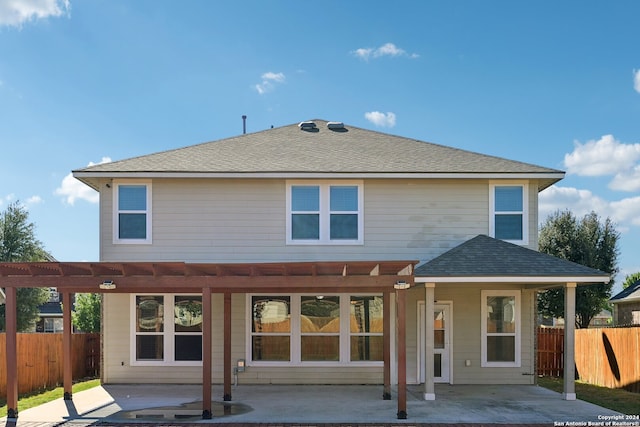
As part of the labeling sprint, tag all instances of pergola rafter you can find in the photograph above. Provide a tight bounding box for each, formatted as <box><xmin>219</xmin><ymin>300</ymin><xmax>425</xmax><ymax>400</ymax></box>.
<box><xmin>1</xmin><ymin>260</ymin><xmax>416</xmax><ymax>420</ymax></box>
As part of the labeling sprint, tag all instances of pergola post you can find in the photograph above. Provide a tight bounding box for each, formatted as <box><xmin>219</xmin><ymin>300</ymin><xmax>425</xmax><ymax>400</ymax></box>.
<box><xmin>5</xmin><ymin>286</ymin><xmax>18</xmax><ymax>418</ymax></box>
<box><xmin>424</xmin><ymin>283</ymin><xmax>436</xmax><ymax>400</ymax></box>
<box><xmin>382</xmin><ymin>290</ymin><xmax>391</xmax><ymax>400</ymax></box>
<box><xmin>395</xmin><ymin>284</ymin><xmax>408</xmax><ymax>420</ymax></box>
<box><xmin>223</xmin><ymin>292</ymin><xmax>232</xmax><ymax>401</ymax></box>
<box><xmin>202</xmin><ymin>287</ymin><xmax>212</xmax><ymax>419</ymax></box>
<box><xmin>563</xmin><ymin>282</ymin><xmax>577</xmax><ymax>400</ymax></box>
<box><xmin>62</xmin><ymin>292</ymin><xmax>73</xmax><ymax>400</ymax></box>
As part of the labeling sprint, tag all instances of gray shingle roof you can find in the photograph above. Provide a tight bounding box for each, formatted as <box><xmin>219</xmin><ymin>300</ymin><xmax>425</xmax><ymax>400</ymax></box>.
<box><xmin>415</xmin><ymin>235</ymin><xmax>609</xmax><ymax>280</ymax></box>
<box><xmin>610</xmin><ymin>280</ymin><xmax>640</xmax><ymax>302</ymax></box>
<box><xmin>74</xmin><ymin>119</ymin><xmax>563</xmax><ymax>187</ymax></box>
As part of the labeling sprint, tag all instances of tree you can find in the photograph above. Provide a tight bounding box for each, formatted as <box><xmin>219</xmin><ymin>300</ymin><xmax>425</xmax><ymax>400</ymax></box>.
<box><xmin>622</xmin><ymin>272</ymin><xmax>640</xmax><ymax>289</ymax></box>
<box><xmin>72</xmin><ymin>293</ymin><xmax>101</xmax><ymax>332</ymax></box>
<box><xmin>0</xmin><ymin>201</ymin><xmax>50</xmax><ymax>331</ymax></box>
<box><xmin>537</xmin><ymin>210</ymin><xmax>620</xmax><ymax>328</ymax></box>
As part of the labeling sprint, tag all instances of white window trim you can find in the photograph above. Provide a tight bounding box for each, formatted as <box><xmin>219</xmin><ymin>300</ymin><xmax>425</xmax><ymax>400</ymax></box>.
<box><xmin>246</xmin><ymin>293</ymin><xmax>383</xmax><ymax>367</ymax></box>
<box><xmin>480</xmin><ymin>290</ymin><xmax>521</xmax><ymax>368</ymax></box>
<box><xmin>113</xmin><ymin>180</ymin><xmax>153</xmax><ymax>244</ymax></box>
<box><xmin>489</xmin><ymin>181</ymin><xmax>528</xmax><ymax>245</ymax></box>
<box><xmin>286</xmin><ymin>180</ymin><xmax>364</xmax><ymax>245</ymax></box>
<box><xmin>130</xmin><ymin>294</ymin><xmax>202</xmax><ymax>367</ymax></box>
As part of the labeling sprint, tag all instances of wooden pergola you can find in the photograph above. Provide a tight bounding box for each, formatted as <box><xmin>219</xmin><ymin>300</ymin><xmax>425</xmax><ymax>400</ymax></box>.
<box><xmin>1</xmin><ymin>260</ymin><xmax>416</xmax><ymax>420</ymax></box>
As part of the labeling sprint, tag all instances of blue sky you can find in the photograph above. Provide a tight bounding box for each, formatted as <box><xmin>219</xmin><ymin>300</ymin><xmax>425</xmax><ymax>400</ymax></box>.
<box><xmin>1</xmin><ymin>1</ymin><xmax>639</xmax><ymax>293</ymax></box>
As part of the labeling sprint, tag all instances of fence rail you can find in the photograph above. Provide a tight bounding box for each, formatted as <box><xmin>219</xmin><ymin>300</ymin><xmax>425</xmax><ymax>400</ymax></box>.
<box><xmin>0</xmin><ymin>333</ymin><xmax>100</xmax><ymax>399</ymax></box>
<box><xmin>537</xmin><ymin>326</ymin><xmax>640</xmax><ymax>393</ymax></box>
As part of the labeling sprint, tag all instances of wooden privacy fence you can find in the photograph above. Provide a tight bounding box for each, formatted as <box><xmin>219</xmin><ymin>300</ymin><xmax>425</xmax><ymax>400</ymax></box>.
<box><xmin>537</xmin><ymin>326</ymin><xmax>640</xmax><ymax>393</ymax></box>
<box><xmin>0</xmin><ymin>333</ymin><xmax>100</xmax><ymax>399</ymax></box>
<box><xmin>537</xmin><ymin>327</ymin><xmax>564</xmax><ymax>377</ymax></box>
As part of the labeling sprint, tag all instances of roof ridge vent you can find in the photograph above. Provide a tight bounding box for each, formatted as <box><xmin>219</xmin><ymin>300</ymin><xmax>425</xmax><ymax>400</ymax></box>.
<box><xmin>327</xmin><ymin>121</ymin><xmax>347</xmax><ymax>132</ymax></box>
<box><xmin>298</xmin><ymin>121</ymin><xmax>318</xmax><ymax>132</ymax></box>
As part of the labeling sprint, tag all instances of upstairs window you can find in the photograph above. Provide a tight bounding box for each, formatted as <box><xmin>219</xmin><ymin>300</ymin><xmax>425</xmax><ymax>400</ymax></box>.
<box><xmin>114</xmin><ymin>181</ymin><xmax>152</xmax><ymax>244</ymax></box>
<box><xmin>489</xmin><ymin>182</ymin><xmax>528</xmax><ymax>244</ymax></box>
<box><xmin>287</xmin><ymin>181</ymin><xmax>363</xmax><ymax>245</ymax></box>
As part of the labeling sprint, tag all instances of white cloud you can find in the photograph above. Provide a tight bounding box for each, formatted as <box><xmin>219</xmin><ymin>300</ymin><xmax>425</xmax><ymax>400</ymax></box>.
<box><xmin>610</xmin><ymin>196</ymin><xmax>640</xmax><ymax>226</ymax></box>
<box><xmin>55</xmin><ymin>157</ymin><xmax>111</xmax><ymax>205</ymax></box>
<box><xmin>539</xmin><ymin>185</ymin><xmax>640</xmax><ymax>232</ymax></box>
<box><xmin>0</xmin><ymin>0</ymin><xmax>70</xmax><ymax>27</ymax></box>
<box><xmin>353</xmin><ymin>48</ymin><xmax>373</xmax><ymax>60</ymax></box>
<box><xmin>352</xmin><ymin>43</ymin><xmax>419</xmax><ymax>61</ymax></box>
<box><xmin>0</xmin><ymin>194</ymin><xmax>41</xmax><ymax>210</ymax></box>
<box><xmin>25</xmin><ymin>195</ymin><xmax>43</xmax><ymax>206</ymax></box>
<box><xmin>564</xmin><ymin>135</ymin><xmax>640</xmax><ymax>177</ymax></box>
<box><xmin>364</xmin><ymin>111</ymin><xmax>396</xmax><ymax>128</ymax></box>
<box><xmin>634</xmin><ymin>69</ymin><xmax>640</xmax><ymax>94</ymax></box>
<box><xmin>609</xmin><ymin>165</ymin><xmax>640</xmax><ymax>192</ymax></box>
<box><xmin>538</xmin><ymin>186</ymin><xmax>610</xmax><ymax>222</ymax></box>
<box><xmin>254</xmin><ymin>71</ymin><xmax>285</xmax><ymax>95</ymax></box>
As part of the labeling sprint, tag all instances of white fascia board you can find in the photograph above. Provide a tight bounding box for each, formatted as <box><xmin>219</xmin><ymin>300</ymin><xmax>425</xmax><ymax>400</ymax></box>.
<box><xmin>415</xmin><ymin>276</ymin><xmax>610</xmax><ymax>284</ymax></box>
<box><xmin>611</xmin><ymin>294</ymin><xmax>640</xmax><ymax>304</ymax></box>
<box><xmin>72</xmin><ymin>171</ymin><xmax>565</xmax><ymax>180</ymax></box>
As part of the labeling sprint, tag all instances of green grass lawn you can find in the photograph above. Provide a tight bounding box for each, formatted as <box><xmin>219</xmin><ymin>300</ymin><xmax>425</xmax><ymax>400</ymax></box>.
<box><xmin>0</xmin><ymin>379</ymin><xmax>100</xmax><ymax>418</ymax></box>
<box><xmin>538</xmin><ymin>376</ymin><xmax>640</xmax><ymax>415</ymax></box>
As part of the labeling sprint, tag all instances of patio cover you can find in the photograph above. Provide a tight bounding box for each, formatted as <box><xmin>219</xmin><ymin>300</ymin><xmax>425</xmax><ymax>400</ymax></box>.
<box><xmin>413</xmin><ymin>234</ymin><xmax>610</xmax><ymax>402</ymax></box>
<box><xmin>0</xmin><ymin>260</ymin><xmax>416</xmax><ymax>420</ymax></box>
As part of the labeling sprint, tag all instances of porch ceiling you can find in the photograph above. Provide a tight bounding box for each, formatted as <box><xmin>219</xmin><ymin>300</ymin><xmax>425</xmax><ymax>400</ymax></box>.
<box><xmin>0</xmin><ymin>260</ymin><xmax>417</xmax><ymax>294</ymax></box>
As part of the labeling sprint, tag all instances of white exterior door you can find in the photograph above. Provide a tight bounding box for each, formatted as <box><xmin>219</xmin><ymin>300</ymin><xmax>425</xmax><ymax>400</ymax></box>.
<box><xmin>418</xmin><ymin>302</ymin><xmax>451</xmax><ymax>384</ymax></box>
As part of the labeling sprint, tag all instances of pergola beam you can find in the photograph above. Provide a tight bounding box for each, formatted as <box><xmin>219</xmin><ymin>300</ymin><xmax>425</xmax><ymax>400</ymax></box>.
<box><xmin>1</xmin><ymin>260</ymin><xmax>417</xmax><ymax>421</ymax></box>
<box><xmin>0</xmin><ymin>275</ymin><xmax>413</xmax><ymax>290</ymax></box>
<box><xmin>0</xmin><ymin>261</ymin><xmax>416</xmax><ymax>293</ymax></box>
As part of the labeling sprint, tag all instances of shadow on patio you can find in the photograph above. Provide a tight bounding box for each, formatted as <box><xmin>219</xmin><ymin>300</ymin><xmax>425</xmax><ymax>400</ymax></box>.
<box><xmin>3</xmin><ymin>383</ymin><xmax>620</xmax><ymax>425</ymax></box>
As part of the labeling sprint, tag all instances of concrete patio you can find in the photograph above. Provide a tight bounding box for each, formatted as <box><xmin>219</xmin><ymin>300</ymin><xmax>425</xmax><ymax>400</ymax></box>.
<box><xmin>2</xmin><ymin>383</ymin><xmax>622</xmax><ymax>425</ymax></box>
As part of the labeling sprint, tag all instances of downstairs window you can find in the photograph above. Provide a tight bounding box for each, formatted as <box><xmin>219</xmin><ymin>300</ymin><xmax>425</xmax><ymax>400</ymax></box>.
<box><xmin>132</xmin><ymin>294</ymin><xmax>203</xmax><ymax>365</ymax></box>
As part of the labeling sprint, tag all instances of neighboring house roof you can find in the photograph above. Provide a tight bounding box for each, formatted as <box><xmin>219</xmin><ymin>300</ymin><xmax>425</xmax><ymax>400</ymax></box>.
<box><xmin>415</xmin><ymin>235</ymin><xmax>610</xmax><ymax>284</ymax></box>
<box><xmin>73</xmin><ymin>119</ymin><xmax>564</xmax><ymax>191</ymax></box>
<box><xmin>38</xmin><ymin>301</ymin><xmax>63</xmax><ymax>317</ymax></box>
<box><xmin>610</xmin><ymin>280</ymin><xmax>640</xmax><ymax>303</ymax></box>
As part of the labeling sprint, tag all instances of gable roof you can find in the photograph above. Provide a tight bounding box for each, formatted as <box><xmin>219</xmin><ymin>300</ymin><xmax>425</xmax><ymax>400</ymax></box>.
<box><xmin>610</xmin><ymin>280</ymin><xmax>640</xmax><ymax>303</ymax></box>
<box><xmin>73</xmin><ymin>119</ymin><xmax>564</xmax><ymax>190</ymax></box>
<box><xmin>415</xmin><ymin>235</ymin><xmax>610</xmax><ymax>285</ymax></box>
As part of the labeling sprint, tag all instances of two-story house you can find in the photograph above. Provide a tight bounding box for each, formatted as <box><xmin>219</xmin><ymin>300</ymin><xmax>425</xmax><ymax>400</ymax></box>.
<box><xmin>0</xmin><ymin>119</ymin><xmax>609</xmax><ymax>419</ymax></box>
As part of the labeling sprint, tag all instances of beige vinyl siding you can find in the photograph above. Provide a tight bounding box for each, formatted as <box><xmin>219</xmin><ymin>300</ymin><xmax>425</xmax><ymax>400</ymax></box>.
<box><xmin>527</xmin><ymin>180</ymin><xmax>539</xmax><ymax>250</ymax></box>
<box><xmin>99</xmin><ymin>176</ymin><xmax>541</xmax><ymax>385</ymax></box>
<box><xmin>100</xmin><ymin>178</ymin><xmax>512</xmax><ymax>264</ymax></box>
<box><xmin>235</xmin><ymin>367</ymin><xmax>382</xmax><ymax>384</ymax></box>
<box><xmin>103</xmin><ymin>293</ymin><xmax>382</xmax><ymax>384</ymax></box>
<box><xmin>406</xmin><ymin>284</ymin><xmax>535</xmax><ymax>386</ymax></box>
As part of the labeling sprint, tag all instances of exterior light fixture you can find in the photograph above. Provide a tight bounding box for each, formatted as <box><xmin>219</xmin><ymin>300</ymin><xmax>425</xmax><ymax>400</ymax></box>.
<box><xmin>99</xmin><ymin>280</ymin><xmax>116</xmax><ymax>290</ymax></box>
<box><xmin>394</xmin><ymin>280</ymin><xmax>410</xmax><ymax>290</ymax></box>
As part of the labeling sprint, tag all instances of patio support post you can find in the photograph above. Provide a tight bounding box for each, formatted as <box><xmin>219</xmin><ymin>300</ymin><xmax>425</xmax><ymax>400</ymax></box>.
<box><xmin>395</xmin><ymin>286</ymin><xmax>407</xmax><ymax>419</ymax></box>
<box><xmin>5</xmin><ymin>286</ymin><xmax>18</xmax><ymax>419</ymax></box>
<box><xmin>223</xmin><ymin>292</ymin><xmax>232</xmax><ymax>401</ymax></box>
<box><xmin>62</xmin><ymin>291</ymin><xmax>73</xmax><ymax>400</ymax></box>
<box><xmin>563</xmin><ymin>282</ymin><xmax>577</xmax><ymax>400</ymax></box>
<box><xmin>383</xmin><ymin>290</ymin><xmax>391</xmax><ymax>400</ymax></box>
<box><xmin>424</xmin><ymin>283</ymin><xmax>436</xmax><ymax>400</ymax></box>
<box><xmin>202</xmin><ymin>287</ymin><xmax>212</xmax><ymax>419</ymax></box>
